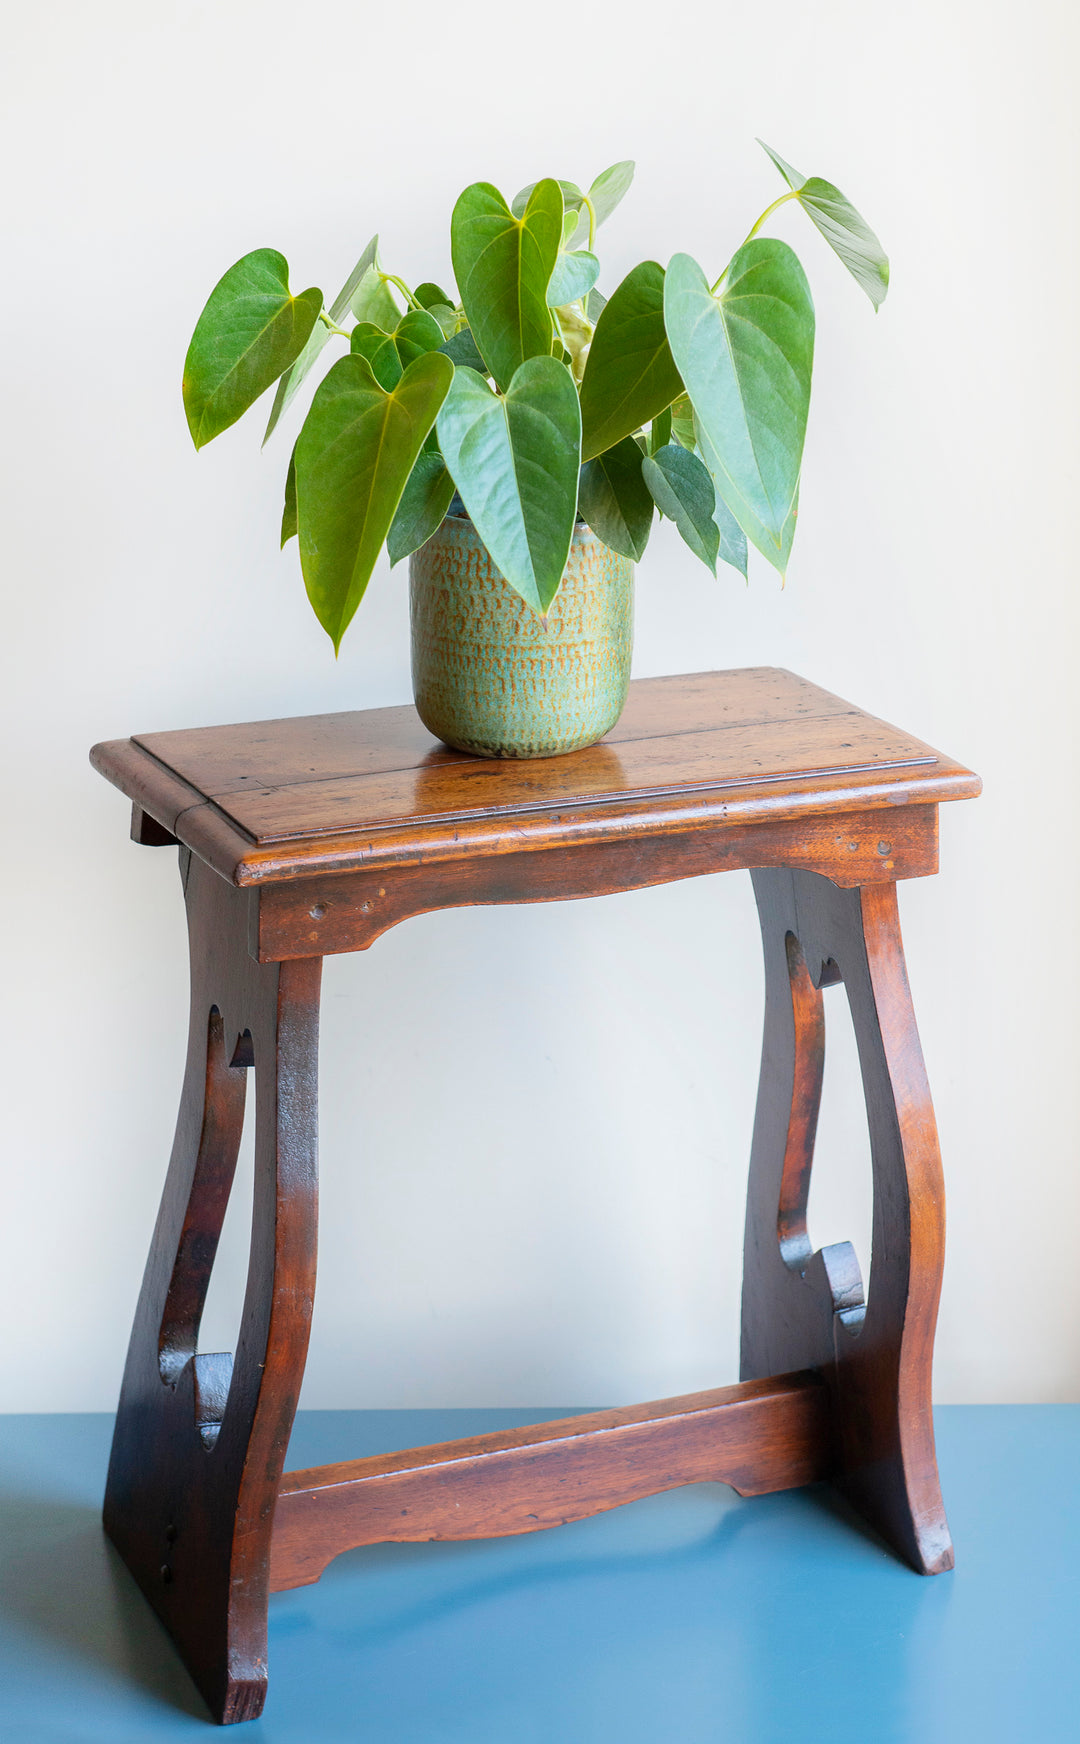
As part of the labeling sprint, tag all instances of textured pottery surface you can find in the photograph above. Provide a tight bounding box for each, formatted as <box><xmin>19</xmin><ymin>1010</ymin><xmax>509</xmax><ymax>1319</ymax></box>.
<box><xmin>409</xmin><ymin>516</ymin><xmax>634</xmax><ymax>758</ymax></box>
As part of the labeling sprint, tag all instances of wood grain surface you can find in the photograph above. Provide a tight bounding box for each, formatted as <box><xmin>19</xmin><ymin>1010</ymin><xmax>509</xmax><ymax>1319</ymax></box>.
<box><xmin>269</xmin><ymin>1372</ymin><xmax>832</xmax><ymax>1592</ymax></box>
<box><xmin>90</xmin><ymin>669</ymin><xmax>980</xmax><ymax>894</ymax></box>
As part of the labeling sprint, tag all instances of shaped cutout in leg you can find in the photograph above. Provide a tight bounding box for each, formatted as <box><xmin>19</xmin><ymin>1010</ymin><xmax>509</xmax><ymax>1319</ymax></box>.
<box><xmin>742</xmin><ymin>868</ymin><xmax>952</xmax><ymax>1576</ymax></box>
<box><xmin>104</xmin><ymin>852</ymin><xmax>322</xmax><ymax>1722</ymax></box>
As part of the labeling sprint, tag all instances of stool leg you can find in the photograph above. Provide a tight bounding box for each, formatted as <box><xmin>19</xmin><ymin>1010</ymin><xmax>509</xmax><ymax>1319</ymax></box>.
<box><xmin>103</xmin><ymin>851</ymin><xmax>322</xmax><ymax>1722</ymax></box>
<box><xmin>741</xmin><ymin>867</ymin><xmax>953</xmax><ymax>1575</ymax></box>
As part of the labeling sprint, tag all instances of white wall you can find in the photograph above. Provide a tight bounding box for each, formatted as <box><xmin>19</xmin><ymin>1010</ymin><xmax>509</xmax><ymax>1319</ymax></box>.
<box><xmin>3</xmin><ymin>0</ymin><xmax>1077</xmax><ymax>1411</ymax></box>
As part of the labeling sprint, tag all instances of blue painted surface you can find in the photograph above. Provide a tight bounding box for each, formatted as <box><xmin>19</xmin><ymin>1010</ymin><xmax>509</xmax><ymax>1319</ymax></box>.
<box><xmin>0</xmin><ymin>1406</ymin><xmax>1075</xmax><ymax>1741</ymax></box>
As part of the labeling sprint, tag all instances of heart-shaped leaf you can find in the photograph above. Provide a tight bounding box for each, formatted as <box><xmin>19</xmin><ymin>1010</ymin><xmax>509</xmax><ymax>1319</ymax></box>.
<box><xmin>579</xmin><ymin>260</ymin><xmax>683</xmax><ymax>461</ymax></box>
<box><xmin>547</xmin><ymin>250</ymin><xmax>601</xmax><ymax>309</ymax></box>
<box><xmin>351</xmin><ymin>308</ymin><xmax>446</xmax><ymax>390</ymax></box>
<box><xmin>387</xmin><ymin>450</ymin><xmax>456</xmax><ymax>566</ymax></box>
<box><xmin>758</xmin><ymin>140</ymin><xmax>889</xmax><ymax>310</ymax></box>
<box><xmin>436</xmin><ymin>357</ymin><xmax>581</xmax><ymax>613</ymax></box>
<box><xmin>183</xmin><ymin>248</ymin><xmax>322</xmax><ymax>449</ymax></box>
<box><xmin>295</xmin><ymin>350</ymin><xmax>453</xmax><ymax>650</ymax></box>
<box><xmin>642</xmin><ymin>444</ymin><xmax>719</xmax><ymax>574</ymax></box>
<box><xmin>664</xmin><ymin>244</ymin><xmax>813</xmax><ymax>574</ymax></box>
<box><xmin>263</xmin><ymin>235</ymin><xmax>381</xmax><ymax>445</ymax></box>
<box><xmin>451</xmin><ymin>180</ymin><xmax>563</xmax><ymax>391</ymax></box>
<box><xmin>669</xmin><ymin>394</ymin><xmax>696</xmax><ymax>452</ymax></box>
<box><xmin>578</xmin><ymin>436</ymin><xmax>653</xmax><ymax>562</ymax></box>
<box><xmin>281</xmin><ymin>443</ymin><xmax>297</xmax><ymax>546</ymax></box>
<box><xmin>415</xmin><ymin>280</ymin><xmax>455</xmax><ymax>310</ymax></box>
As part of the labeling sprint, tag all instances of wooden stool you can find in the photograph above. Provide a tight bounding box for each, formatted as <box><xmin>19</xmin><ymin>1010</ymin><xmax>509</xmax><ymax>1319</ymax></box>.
<box><xmin>91</xmin><ymin>668</ymin><xmax>980</xmax><ymax>1724</ymax></box>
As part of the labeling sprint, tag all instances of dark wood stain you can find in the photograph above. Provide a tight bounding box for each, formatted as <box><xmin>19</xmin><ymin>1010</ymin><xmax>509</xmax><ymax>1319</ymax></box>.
<box><xmin>92</xmin><ymin>669</ymin><xmax>979</xmax><ymax>1723</ymax></box>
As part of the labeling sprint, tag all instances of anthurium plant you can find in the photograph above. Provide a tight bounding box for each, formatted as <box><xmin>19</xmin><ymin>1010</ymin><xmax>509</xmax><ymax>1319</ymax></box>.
<box><xmin>183</xmin><ymin>145</ymin><xmax>888</xmax><ymax>650</ymax></box>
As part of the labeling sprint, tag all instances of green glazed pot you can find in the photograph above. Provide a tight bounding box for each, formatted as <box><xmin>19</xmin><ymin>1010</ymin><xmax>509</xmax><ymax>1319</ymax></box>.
<box><xmin>409</xmin><ymin>515</ymin><xmax>634</xmax><ymax>758</ymax></box>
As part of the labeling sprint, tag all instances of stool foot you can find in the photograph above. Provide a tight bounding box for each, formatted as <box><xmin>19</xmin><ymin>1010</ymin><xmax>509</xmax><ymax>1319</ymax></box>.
<box><xmin>742</xmin><ymin>869</ymin><xmax>953</xmax><ymax>1576</ymax></box>
<box><xmin>103</xmin><ymin>852</ymin><xmax>322</xmax><ymax>1722</ymax></box>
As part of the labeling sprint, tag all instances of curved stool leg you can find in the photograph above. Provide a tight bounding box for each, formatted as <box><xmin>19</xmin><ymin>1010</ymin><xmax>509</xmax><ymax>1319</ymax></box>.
<box><xmin>103</xmin><ymin>851</ymin><xmax>322</xmax><ymax>1722</ymax></box>
<box><xmin>741</xmin><ymin>867</ymin><xmax>953</xmax><ymax>1576</ymax></box>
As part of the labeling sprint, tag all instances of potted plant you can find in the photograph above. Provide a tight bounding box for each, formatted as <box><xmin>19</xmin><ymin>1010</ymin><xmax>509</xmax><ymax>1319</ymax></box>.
<box><xmin>183</xmin><ymin>144</ymin><xmax>887</xmax><ymax>757</ymax></box>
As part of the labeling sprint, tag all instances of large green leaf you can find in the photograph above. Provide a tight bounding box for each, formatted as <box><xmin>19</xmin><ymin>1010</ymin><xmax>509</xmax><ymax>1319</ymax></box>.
<box><xmin>387</xmin><ymin>450</ymin><xmax>456</xmax><ymax>566</ymax></box>
<box><xmin>547</xmin><ymin>250</ymin><xmax>600</xmax><ymax>308</ymax></box>
<box><xmin>566</xmin><ymin>160</ymin><xmax>635</xmax><ymax>249</ymax></box>
<box><xmin>759</xmin><ymin>140</ymin><xmax>889</xmax><ymax>310</ymax></box>
<box><xmin>578</xmin><ymin>260</ymin><xmax>683</xmax><ymax>461</ymax></box>
<box><xmin>436</xmin><ymin>357</ymin><xmax>581</xmax><ymax>613</ymax></box>
<box><xmin>183</xmin><ymin>249</ymin><xmax>322</xmax><ymax>449</ymax></box>
<box><xmin>450</xmin><ymin>180</ymin><xmax>563</xmax><ymax>391</ymax></box>
<box><xmin>263</xmin><ymin>234</ymin><xmax>380</xmax><ymax>445</ymax></box>
<box><xmin>295</xmin><ymin>350</ymin><xmax>453</xmax><ymax>650</ymax></box>
<box><xmin>350</xmin><ymin>308</ymin><xmax>445</xmax><ymax>390</ymax></box>
<box><xmin>664</xmin><ymin>245</ymin><xmax>813</xmax><ymax>574</ymax></box>
<box><xmin>578</xmin><ymin>436</ymin><xmax>653</xmax><ymax>562</ymax></box>
<box><xmin>642</xmin><ymin>444</ymin><xmax>719</xmax><ymax>574</ymax></box>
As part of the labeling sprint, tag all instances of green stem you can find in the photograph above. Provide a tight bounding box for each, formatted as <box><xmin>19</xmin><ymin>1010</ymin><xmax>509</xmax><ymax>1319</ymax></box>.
<box><xmin>581</xmin><ymin>192</ymin><xmax>597</xmax><ymax>252</ymax></box>
<box><xmin>380</xmin><ymin>272</ymin><xmax>423</xmax><ymax>312</ymax></box>
<box><xmin>318</xmin><ymin>311</ymin><xmax>351</xmax><ymax>337</ymax></box>
<box><xmin>709</xmin><ymin>189</ymin><xmax>801</xmax><ymax>292</ymax></box>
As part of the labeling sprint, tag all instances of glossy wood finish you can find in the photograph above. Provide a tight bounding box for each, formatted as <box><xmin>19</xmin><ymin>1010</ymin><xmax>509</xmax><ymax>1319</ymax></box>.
<box><xmin>92</xmin><ymin>669</ymin><xmax>979</xmax><ymax>1722</ymax></box>
<box><xmin>741</xmin><ymin>869</ymin><xmax>953</xmax><ymax>1575</ymax></box>
<box><xmin>102</xmin><ymin>852</ymin><xmax>321</xmax><ymax>1724</ymax></box>
<box><xmin>91</xmin><ymin>669</ymin><xmax>979</xmax><ymax>898</ymax></box>
<box><xmin>269</xmin><ymin>1372</ymin><xmax>832</xmax><ymax>1592</ymax></box>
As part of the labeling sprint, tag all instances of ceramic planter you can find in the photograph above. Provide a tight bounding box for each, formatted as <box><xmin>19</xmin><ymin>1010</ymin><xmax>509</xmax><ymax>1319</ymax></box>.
<box><xmin>409</xmin><ymin>515</ymin><xmax>634</xmax><ymax>759</ymax></box>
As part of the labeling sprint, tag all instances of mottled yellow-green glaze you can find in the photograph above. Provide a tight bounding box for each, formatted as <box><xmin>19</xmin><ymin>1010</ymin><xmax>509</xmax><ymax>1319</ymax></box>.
<box><xmin>409</xmin><ymin>516</ymin><xmax>634</xmax><ymax>758</ymax></box>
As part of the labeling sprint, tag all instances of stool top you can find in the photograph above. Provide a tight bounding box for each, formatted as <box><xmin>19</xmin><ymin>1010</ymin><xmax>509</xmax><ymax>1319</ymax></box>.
<box><xmin>91</xmin><ymin>668</ymin><xmax>980</xmax><ymax>888</ymax></box>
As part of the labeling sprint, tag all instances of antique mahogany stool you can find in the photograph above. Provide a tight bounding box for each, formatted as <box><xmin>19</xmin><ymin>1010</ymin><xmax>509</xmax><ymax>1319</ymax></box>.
<box><xmin>91</xmin><ymin>668</ymin><xmax>980</xmax><ymax>1724</ymax></box>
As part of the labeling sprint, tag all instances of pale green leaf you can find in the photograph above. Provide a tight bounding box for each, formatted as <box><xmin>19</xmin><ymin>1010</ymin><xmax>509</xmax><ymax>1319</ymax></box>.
<box><xmin>183</xmin><ymin>248</ymin><xmax>322</xmax><ymax>449</ymax></box>
<box><xmin>547</xmin><ymin>250</ymin><xmax>600</xmax><ymax>308</ymax></box>
<box><xmin>263</xmin><ymin>234</ymin><xmax>380</xmax><ymax>445</ymax></box>
<box><xmin>511</xmin><ymin>178</ymin><xmax>584</xmax><ymax>219</ymax></box>
<box><xmin>758</xmin><ymin>140</ymin><xmax>889</xmax><ymax>309</ymax></box>
<box><xmin>578</xmin><ymin>436</ymin><xmax>653</xmax><ymax>562</ymax></box>
<box><xmin>295</xmin><ymin>350</ymin><xmax>453</xmax><ymax>650</ymax></box>
<box><xmin>642</xmin><ymin>443</ymin><xmax>719</xmax><ymax>573</ymax></box>
<box><xmin>664</xmin><ymin>244</ymin><xmax>813</xmax><ymax>574</ymax></box>
<box><xmin>579</xmin><ymin>260</ymin><xmax>683</xmax><ymax>461</ymax></box>
<box><xmin>712</xmin><ymin>479</ymin><xmax>748</xmax><ymax>578</ymax></box>
<box><xmin>349</xmin><ymin>263</ymin><xmax>400</xmax><ymax>330</ymax></box>
<box><xmin>436</xmin><ymin>357</ymin><xmax>581</xmax><ymax>613</ymax></box>
<box><xmin>566</xmin><ymin>159</ymin><xmax>635</xmax><ymax>248</ymax></box>
<box><xmin>451</xmin><ymin>180</ymin><xmax>563</xmax><ymax>390</ymax></box>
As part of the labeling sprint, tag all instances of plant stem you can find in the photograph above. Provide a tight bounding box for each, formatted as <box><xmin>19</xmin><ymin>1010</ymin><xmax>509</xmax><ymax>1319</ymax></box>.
<box><xmin>318</xmin><ymin>311</ymin><xmax>351</xmax><ymax>337</ymax></box>
<box><xmin>380</xmin><ymin>272</ymin><xmax>423</xmax><ymax>312</ymax></box>
<box><xmin>709</xmin><ymin>189</ymin><xmax>801</xmax><ymax>292</ymax></box>
<box><xmin>581</xmin><ymin>193</ymin><xmax>597</xmax><ymax>252</ymax></box>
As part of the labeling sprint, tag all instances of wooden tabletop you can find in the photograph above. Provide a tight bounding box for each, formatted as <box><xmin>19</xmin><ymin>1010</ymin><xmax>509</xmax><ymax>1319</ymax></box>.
<box><xmin>91</xmin><ymin>669</ymin><xmax>980</xmax><ymax>889</ymax></box>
